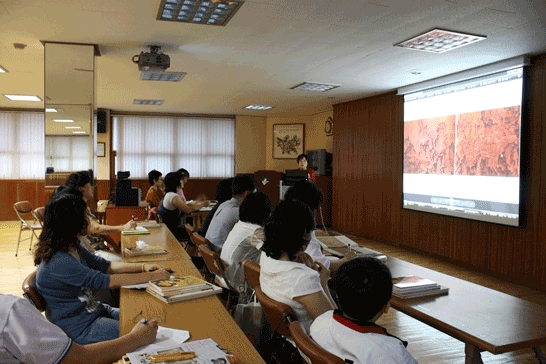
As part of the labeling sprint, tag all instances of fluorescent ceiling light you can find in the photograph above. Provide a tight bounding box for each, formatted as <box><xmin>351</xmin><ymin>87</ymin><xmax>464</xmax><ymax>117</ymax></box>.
<box><xmin>157</xmin><ymin>0</ymin><xmax>243</xmax><ymax>26</ymax></box>
<box><xmin>53</xmin><ymin>119</ymin><xmax>74</xmax><ymax>123</ymax></box>
<box><xmin>72</xmin><ymin>131</ymin><xmax>87</xmax><ymax>134</ymax></box>
<box><xmin>291</xmin><ymin>82</ymin><xmax>341</xmax><ymax>92</ymax></box>
<box><xmin>140</xmin><ymin>72</ymin><xmax>186</xmax><ymax>82</ymax></box>
<box><xmin>133</xmin><ymin>99</ymin><xmax>164</xmax><ymax>105</ymax></box>
<box><xmin>0</xmin><ymin>65</ymin><xmax>7</xmax><ymax>73</ymax></box>
<box><xmin>395</xmin><ymin>29</ymin><xmax>486</xmax><ymax>54</ymax></box>
<box><xmin>244</xmin><ymin>105</ymin><xmax>274</xmax><ymax>110</ymax></box>
<box><xmin>4</xmin><ymin>94</ymin><xmax>42</xmax><ymax>101</ymax></box>
<box><xmin>45</xmin><ymin>108</ymin><xmax>58</xmax><ymax>112</ymax></box>
<box><xmin>64</xmin><ymin>126</ymin><xmax>81</xmax><ymax>129</ymax></box>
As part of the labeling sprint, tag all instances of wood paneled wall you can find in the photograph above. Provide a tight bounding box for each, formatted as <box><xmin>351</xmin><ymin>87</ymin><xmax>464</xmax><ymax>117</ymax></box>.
<box><xmin>332</xmin><ymin>54</ymin><xmax>546</xmax><ymax>291</ymax></box>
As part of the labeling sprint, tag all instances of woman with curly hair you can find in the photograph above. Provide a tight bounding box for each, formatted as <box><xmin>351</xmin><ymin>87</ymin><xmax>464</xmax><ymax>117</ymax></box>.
<box><xmin>34</xmin><ymin>193</ymin><xmax>170</xmax><ymax>345</ymax></box>
<box><xmin>259</xmin><ymin>199</ymin><xmax>336</xmax><ymax>333</ymax></box>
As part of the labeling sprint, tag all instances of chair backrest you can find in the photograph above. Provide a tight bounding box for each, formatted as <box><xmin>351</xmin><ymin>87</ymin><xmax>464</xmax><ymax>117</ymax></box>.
<box><xmin>243</xmin><ymin>261</ymin><xmax>260</xmax><ymax>291</ymax></box>
<box><xmin>184</xmin><ymin>223</ymin><xmax>195</xmax><ymax>239</ymax></box>
<box><xmin>197</xmin><ymin>244</ymin><xmax>236</xmax><ymax>290</ymax></box>
<box><xmin>191</xmin><ymin>232</ymin><xmax>212</xmax><ymax>248</ymax></box>
<box><xmin>32</xmin><ymin>206</ymin><xmax>45</xmax><ymax>226</ymax></box>
<box><xmin>255</xmin><ymin>286</ymin><xmax>296</xmax><ymax>338</ymax></box>
<box><xmin>289</xmin><ymin>321</ymin><xmax>345</xmax><ymax>364</ymax></box>
<box><xmin>13</xmin><ymin>201</ymin><xmax>34</xmax><ymax>222</ymax></box>
<box><xmin>22</xmin><ymin>271</ymin><xmax>47</xmax><ymax>312</ymax></box>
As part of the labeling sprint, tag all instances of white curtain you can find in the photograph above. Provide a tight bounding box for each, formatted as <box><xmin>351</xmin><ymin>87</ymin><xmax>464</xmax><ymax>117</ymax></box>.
<box><xmin>0</xmin><ymin>112</ymin><xmax>44</xmax><ymax>179</ymax></box>
<box><xmin>45</xmin><ymin>136</ymin><xmax>91</xmax><ymax>172</ymax></box>
<box><xmin>113</xmin><ymin>116</ymin><xmax>235</xmax><ymax>178</ymax></box>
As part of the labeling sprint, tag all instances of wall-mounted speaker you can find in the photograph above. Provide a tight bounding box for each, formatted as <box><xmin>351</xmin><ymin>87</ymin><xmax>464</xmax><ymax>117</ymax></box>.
<box><xmin>97</xmin><ymin>109</ymin><xmax>107</xmax><ymax>134</ymax></box>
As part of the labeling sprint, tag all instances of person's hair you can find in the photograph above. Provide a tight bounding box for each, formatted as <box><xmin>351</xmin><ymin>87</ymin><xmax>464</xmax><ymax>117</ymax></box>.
<box><xmin>231</xmin><ymin>175</ymin><xmax>257</xmax><ymax>196</ymax></box>
<box><xmin>296</xmin><ymin>154</ymin><xmax>308</xmax><ymax>163</ymax></box>
<box><xmin>262</xmin><ymin>199</ymin><xmax>315</xmax><ymax>260</ymax></box>
<box><xmin>34</xmin><ymin>193</ymin><xmax>88</xmax><ymax>265</ymax></box>
<box><xmin>334</xmin><ymin>257</ymin><xmax>393</xmax><ymax>321</ymax></box>
<box><xmin>284</xmin><ymin>180</ymin><xmax>323</xmax><ymax>211</ymax></box>
<box><xmin>65</xmin><ymin>170</ymin><xmax>92</xmax><ymax>189</ymax></box>
<box><xmin>177</xmin><ymin>168</ymin><xmax>190</xmax><ymax>179</ymax></box>
<box><xmin>240</xmin><ymin>192</ymin><xmax>272</xmax><ymax>226</ymax></box>
<box><xmin>164</xmin><ymin>172</ymin><xmax>183</xmax><ymax>193</ymax></box>
<box><xmin>148</xmin><ymin>170</ymin><xmax>162</xmax><ymax>186</ymax></box>
<box><xmin>51</xmin><ymin>185</ymin><xmax>83</xmax><ymax>200</ymax></box>
<box><xmin>215</xmin><ymin>178</ymin><xmax>234</xmax><ymax>202</ymax></box>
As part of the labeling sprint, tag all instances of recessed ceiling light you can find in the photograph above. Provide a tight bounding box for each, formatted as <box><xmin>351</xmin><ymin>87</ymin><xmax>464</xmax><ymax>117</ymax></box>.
<box><xmin>395</xmin><ymin>29</ymin><xmax>486</xmax><ymax>54</ymax></box>
<box><xmin>65</xmin><ymin>126</ymin><xmax>81</xmax><ymax>129</ymax></box>
<box><xmin>410</xmin><ymin>70</ymin><xmax>422</xmax><ymax>75</ymax></box>
<box><xmin>72</xmin><ymin>131</ymin><xmax>87</xmax><ymax>134</ymax></box>
<box><xmin>0</xmin><ymin>65</ymin><xmax>7</xmax><ymax>73</ymax></box>
<box><xmin>4</xmin><ymin>94</ymin><xmax>42</xmax><ymax>101</ymax></box>
<box><xmin>140</xmin><ymin>72</ymin><xmax>186</xmax><ymax>82</ymax></box>
<box><xmin>46</xmin><ymin>108</ymin><xmax>62</xmax><ymax>112</ymax></box>
<box><xmin>291</xmin><ymin>82</ymin><xmax>341</xmax><ymax>92</ymax></box>
<box><xmin>157</xmin><ymin>0</ymin><xmax>244</xmax><ymax>26</ymax></box>
<box><xmin>133</xmin><ymin>99</ymin><xmax>164</xmax><ymax>105</ymax></box>
<box><xmin>244</xmin><ymin>105</ymin><xmax>274</xmax><ymax>110</ymax></box>
<box><xmin>53</xmin><ymin>119</ymin><xmax>75</xmax><ymax>123</ymax></box>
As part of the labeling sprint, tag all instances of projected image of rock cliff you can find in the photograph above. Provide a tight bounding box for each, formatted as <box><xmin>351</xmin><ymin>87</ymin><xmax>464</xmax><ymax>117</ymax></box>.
<box><xmin>404</xmin><ymin>116</ymin><xmax>455</xmax><ymax>174</ymax></box>
<box><xmin>455</xmin><ymin>106</ymin><xmax>520</xmax><ymax>177</ymax></box>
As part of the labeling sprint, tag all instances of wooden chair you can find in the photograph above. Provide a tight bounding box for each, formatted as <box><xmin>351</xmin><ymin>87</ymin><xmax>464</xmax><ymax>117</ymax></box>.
<box><xmin>13</xmin><ymin>201</ymin><xmax>42</xmax><ymax>256</ymax></box>
<box><xmin>22</xmin><ymin>271</ymin><xmax>47</xmax><ymax>312</ymax></box>
<box><xmin>197</xmin><ymin>244</ymin><xmax>239</xmax><ymax>313</ymax></box>
<box><xmin>190</xmin><ymin>231</ymin><xmax>212</xmax><ymax>248</ymax></box>
<box><xmin>183</xmin><ymin>223</ymin><xmax>197</xmax><ymax>252</ymax></box>
<box><xmin>243</xmin><ymin>261</ymin><xmax>260</xmax><ymax>291</ymax></box>
<box><xmin>255</xmin><ymin>286</ymin><xmax>296</xmax><ymax>339</ymax></box>
<box><xmin>289</xmin><ymin>321</ymin><xmax>345</xmax><ymax>364</ymax></box>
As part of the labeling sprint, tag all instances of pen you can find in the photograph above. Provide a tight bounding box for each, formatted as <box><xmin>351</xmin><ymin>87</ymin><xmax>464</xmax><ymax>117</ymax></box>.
<box><xmin>132</xmin><ymin>215</ymin><xmax>135</xmax><ymax>222</ymax></box>
<box><xmin>140</xmin><ymin>318</ymin><xmax>148</xmax><ymax>325</ymax></box>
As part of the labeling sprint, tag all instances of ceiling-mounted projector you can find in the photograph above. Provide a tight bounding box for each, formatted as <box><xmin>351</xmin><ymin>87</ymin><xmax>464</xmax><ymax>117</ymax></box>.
<box><xmin>132</xmin><ymin>45</ymin><xmax>170</xmax><ymax>72</ymax></box>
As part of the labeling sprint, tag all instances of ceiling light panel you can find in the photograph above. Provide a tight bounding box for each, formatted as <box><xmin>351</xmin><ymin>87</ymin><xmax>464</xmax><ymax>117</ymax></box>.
<box><xmin>64</xmin><ymin>126</ymin><xmax>81</xmax><ymax>129</ymax></box>
<box><xmin>291</xmin><ymin>82</ymin><xmax>341</xmax><ymax>92</ymax></box>
<box><xmin>4</xmin><ymin>94</ymin><xmax>42</xmax><ymax>101</ymax></box>
<box><xmin>53</xmin><ymin>119</ymin><xmax>74</xmax><ymax>123</ymax></box>
<box><xmin>0</xmin><ymin>65</ymin><xmax>7</xmax><ymax>73</ymax></box>
<box><xmin>72</xmin><ymin>131</ymin><xmax>87</xmax><ymax>134</ymax></box>
<box><xmin>395</xmin><ymin>29</ymin><xmax>486</xmax><ymax>54</ymax></box>
<box><xmin>141</xmin><ymin>72</ymin><xmax>186</xmax><ymax>82</ymax></box>
<box><xmin>244</xmin><ymin>105</ymin><xmax>273</xmax><ymax>110</ymax></box>
<box><xmin>157</xmin><ymin>0</ymin><xmax>244</xmax><ymax>26</ymax></box>
<box><xmin>134</xmin><ymin>99</ymin><xmax>165</xmax><ymax>105</ymax></box>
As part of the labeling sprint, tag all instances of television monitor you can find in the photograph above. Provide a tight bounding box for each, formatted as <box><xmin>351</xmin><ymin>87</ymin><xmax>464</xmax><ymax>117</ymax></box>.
<box><xmin>402</xmin><ymin>66</ymin><xmax>525</xmax><ymax>227</ymax></box>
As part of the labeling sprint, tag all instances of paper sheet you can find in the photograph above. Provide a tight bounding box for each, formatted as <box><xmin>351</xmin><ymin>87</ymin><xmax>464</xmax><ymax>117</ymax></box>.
<box><xmin>127</xmin><ymin>338</ymin><xmax>231</xmax><ymax>364</ymax></box>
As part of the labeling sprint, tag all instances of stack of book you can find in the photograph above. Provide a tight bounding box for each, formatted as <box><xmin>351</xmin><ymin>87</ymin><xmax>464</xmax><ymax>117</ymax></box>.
<box><xmin>124</xmin><ymin>245</ymin><xmax>167</xmax><ymax>256</ymax></box>
<box><xmin>392</xmin><ymin>275</ymin><xmax>449</xmax><ymax>299</ymax></box>
<box><xmin>121</xmin><ymin>226</ymin><xmax>151</xmax><ymax>235</ymax></box>
<box><xmin>146</xmin><ymin>276</ymin><xmax>223</xmax><ymax>303</ymax></box>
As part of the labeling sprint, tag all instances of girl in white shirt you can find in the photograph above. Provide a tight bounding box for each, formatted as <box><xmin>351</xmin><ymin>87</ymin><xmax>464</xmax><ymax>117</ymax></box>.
<box><xmin>259</xmin><ymin>199</ymin><xmax>337</xmax><ymax>332</ymax></box>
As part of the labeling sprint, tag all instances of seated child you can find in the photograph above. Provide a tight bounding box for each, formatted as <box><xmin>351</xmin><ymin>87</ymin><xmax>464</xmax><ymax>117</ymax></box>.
<box><xmin>310</xmin><ymin>257</ymin><xmax>418</xmax><ymax>364</ymax></box>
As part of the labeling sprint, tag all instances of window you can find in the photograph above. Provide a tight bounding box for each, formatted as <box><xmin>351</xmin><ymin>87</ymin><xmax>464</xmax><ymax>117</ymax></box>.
<box><xmin>0</xmin><ymin>112</ymin><xmax>44</xmax><ymax>179</ymax></box>
<box><xmin>113</xmin><ymin>116</ymin><xmax>235</xmax><ymax>178</ymax></box>
<box><xmin>45</xmin><ymin>136</ymin><xmax>91</xmax><ymax>172</ymax></box>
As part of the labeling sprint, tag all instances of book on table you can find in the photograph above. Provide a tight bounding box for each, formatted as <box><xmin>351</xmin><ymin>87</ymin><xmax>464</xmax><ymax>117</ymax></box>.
<box><xmin>392</xmin><ymin>275</ymin><xmax>449</xmax><ymax>299</ymax></box>
<box><xmin>147</xmin><ymin>275</ymin><xmax>223</xmax><ymax>303</ymax></box>
<box><xmin>136</xmin><ymin>221</ymin><xmax>161</xmax><ymax>228</ymax></box>
<box><xmin>124</xmin><ymin>245</ymin><xmax>167</xmax><ymax>256</ymax></box>
<box><xmin>121</xmin><ymin>226</ymin><xmax>151</xmax><ymax>235</ymax></box>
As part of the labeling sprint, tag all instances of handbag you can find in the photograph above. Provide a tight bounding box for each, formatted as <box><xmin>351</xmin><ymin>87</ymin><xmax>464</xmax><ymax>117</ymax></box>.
<box><xmin>233</xmin><ymin>293</ymin><xmax>267</xmax><ymax>347</ymax></box>
<box><xmin>260</xmin><ymin>312</ymin><xmax>304</xmax><ymax>364</ymax></box>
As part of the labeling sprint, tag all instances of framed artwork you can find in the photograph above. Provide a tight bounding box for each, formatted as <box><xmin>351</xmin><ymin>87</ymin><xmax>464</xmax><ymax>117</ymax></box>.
<box><xmin>273</xmin><ymin>124</ymin><xmax>305</xmax><ymax>159</ymax></box>
<box><xmin>97</xmin><ymin>142</ymin><xmax>106</xmax><ymax>157</ymax></box>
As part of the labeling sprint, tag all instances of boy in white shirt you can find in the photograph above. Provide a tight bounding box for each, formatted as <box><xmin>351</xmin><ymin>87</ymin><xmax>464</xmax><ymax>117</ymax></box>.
<box><xmin>310</xmin><ymin>257</ymin><xmax>419</xmax><ymax>364</ymax></box>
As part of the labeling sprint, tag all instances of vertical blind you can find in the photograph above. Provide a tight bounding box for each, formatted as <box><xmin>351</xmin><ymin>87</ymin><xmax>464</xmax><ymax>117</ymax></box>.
<box><xmin>113</xmin><ymin>116</ymin><xmax>235</xmax><ymax>178</ymax></box>
<box><xmin>0</xmin><ymin>112</ymin><xmax>44</xmax><ymax>179</ymax></box>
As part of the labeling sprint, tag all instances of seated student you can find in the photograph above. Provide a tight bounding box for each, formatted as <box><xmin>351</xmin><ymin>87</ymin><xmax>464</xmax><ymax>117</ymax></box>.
<box><xmin>176</xmin><ymin>168</ymin><xmax>208</xmax><ymax>208</ymax></box>
<box><xmin>310</xmin><ymin>257</ymin><xmax>418</xmax><ymax>364</ymax></box>
<box><xmin>284</xmin><ymin>180</ymin><xmax>357</xmax><ymax>272</ymax></box>
<box><xmin>34</xmin><ymin>193</ymin><xmax>170</xmax><ymax>345</ymax></box>
<box><xmin>205</xmin><ymin>175</ymin><xmax>256</xmax><ymax>252</ymax></box>
<box><xmin>222</xmin><ymin>192</ymin><xmax>271</xmax><ymax>297</ymax></box>
<box><xmin>65</xmin><ymin>171</ymin><xmax>136</xmax><ymax>260</ymax></box>
<box><xmin>199</xmin><ymin>178</ymin><xmax>234</xmax><ymax>237</ymax></box>
<box><xmin>259</xmin><ymin>199</ymin><xmax>336</xmax><ymax>332</ymax></box>
<box><xmin>297</xmin><ymin>153</ymin><xmax>316</xmax><ymax>183</ymax></box>
<box><xmin>0</xmin><ymin>294</ymin><xmax>158</xmax><ymax>364</ymax></box>
<box><xmin>158</xmin><ymin>172</ymin><xmax>208</xmax><ymax>240</ymax></box>
<box><xmin>145</xmin><ymin>169</ymin><xmax>164</xmax><ymax>209</ymax></box>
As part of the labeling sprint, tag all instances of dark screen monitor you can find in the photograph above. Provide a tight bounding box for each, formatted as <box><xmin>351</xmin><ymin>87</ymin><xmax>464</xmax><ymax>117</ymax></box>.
<box><xmin>284</xmin><ymin>169</ymin><xmax>308</xmax><ymax>186</ymax></box>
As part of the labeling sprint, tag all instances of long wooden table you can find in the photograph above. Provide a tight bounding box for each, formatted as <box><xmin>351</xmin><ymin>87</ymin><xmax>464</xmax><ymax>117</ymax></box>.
<box><xmin>120</xmin><ymin>224</ymin><xmax>265</xmax><ymax>364</ymax></box>
<box><xmin>385</xmin><ymin>257</ymin><xmax>546</xmax><ymax>364</ymax></box>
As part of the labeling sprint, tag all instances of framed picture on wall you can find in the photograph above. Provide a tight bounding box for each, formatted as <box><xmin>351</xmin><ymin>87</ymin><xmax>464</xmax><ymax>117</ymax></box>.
<box><xmin>97</xmin><ymin>142</ymin><xmax>105</xmax><ymax>157</ymax></box>
<box><xmin>273</xmin><ymin>124</ymin><xmax>305</xmax><ymax>159</ymax></box>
